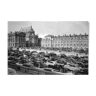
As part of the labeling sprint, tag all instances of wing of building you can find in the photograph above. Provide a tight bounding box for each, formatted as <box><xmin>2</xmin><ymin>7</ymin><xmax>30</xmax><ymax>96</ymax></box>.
<box><xmin>8</xmin><ymin>26</ymin><xmax>41</xmax><ymax>48</ymax></box>
<box><xmin>41</xmin><ymin>34</ymin><xmax>89</xmax><ymax>49</ymax></box>
<box><xmin>8</xmin><ymin>32</ymin><xmax>26</xmax><ymax>48</ymax></box>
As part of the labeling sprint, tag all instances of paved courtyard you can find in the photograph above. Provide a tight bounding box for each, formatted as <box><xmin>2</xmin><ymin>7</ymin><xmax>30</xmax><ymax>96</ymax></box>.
<box><xmin>19</xmin><ymin>48</ymin><xmax>88</xmax><ymax>57</ymax></box>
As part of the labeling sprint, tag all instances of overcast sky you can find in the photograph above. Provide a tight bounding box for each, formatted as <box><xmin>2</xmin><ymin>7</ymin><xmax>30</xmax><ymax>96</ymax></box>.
<box><xmin>8</xmin><ymin>21</ymin><xmax>89</xmax><ymax>38</ymax></box>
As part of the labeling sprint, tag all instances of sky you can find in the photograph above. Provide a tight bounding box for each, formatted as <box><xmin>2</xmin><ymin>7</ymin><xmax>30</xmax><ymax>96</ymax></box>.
<box><xmin>8</xmin><ymin>21</ymin><xmax>89</xmax><ymax>38</ymax></box>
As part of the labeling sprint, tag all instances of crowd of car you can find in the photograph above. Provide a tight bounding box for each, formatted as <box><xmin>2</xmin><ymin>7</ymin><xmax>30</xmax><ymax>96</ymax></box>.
<box><xmin>8</xmin><ymin>48</ymin><xmax>88</xmax><ymax>75</ymax></box>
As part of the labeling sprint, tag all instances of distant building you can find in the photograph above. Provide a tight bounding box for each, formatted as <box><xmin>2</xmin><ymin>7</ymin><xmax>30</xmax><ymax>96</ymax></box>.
<box><xmin>38</xmin><ymin>38</ymin><xmax>42</xmax><ymax>47</ymax></box>
<box><xmin>41</xmin><ymin>35</ymin><xmax>53</xmax><ymax>48</ymax></box>
<box><xmin>19</xmin><ymin>26</ymin><xmax>40</xmax><ymax>48</ymax></box>
<box><xmin>41</xmin><ymin>34</ymin><xmax>89</xmax><ymax>49</ymax></box>
<box><xmin>8</xmin><ymin>32</ymin><xmax>26</xmax><ymax>48</ymax></box>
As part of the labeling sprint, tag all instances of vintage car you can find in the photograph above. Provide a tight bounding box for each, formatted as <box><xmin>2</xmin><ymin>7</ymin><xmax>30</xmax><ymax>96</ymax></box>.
<box><xmin>72</xmin><ymin>68</ymin><xmax>88</xmax><ymax>75</ymax></box>
<box><xmin>8</xmin><ymin>68</ymin><xmax>17</xmax><ymax>75</ymax></box>
<box><xmin>64</xmin><ymin>64</ymin><xmax>81</xmax><ymax>70</ymax></box>
<box><xmin>45</xmin><ymin>61</ymin><xmax>56</xmax><ymax>66</ymax></box>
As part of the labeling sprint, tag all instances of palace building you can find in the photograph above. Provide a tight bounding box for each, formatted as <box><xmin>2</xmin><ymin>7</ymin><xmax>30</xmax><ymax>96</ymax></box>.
<box><xmin>19</xmin><ymin>26</ymin><xmax>40</xmax><ymax>48</ymax></box>
<box><xmin>8</xmin><ymin>32</ymin><xmax>26</xmax><ymax>48</ymax></box>
<box><xmin>41</xmin><ymin>34</ymin><xmax>89</xmax><ymax>49</ymax></box>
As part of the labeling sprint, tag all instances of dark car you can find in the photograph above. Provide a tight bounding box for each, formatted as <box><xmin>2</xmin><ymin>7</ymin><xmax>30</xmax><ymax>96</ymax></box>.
<box><xmin>8</xmin><ymin>56</ymin><xmax>15</xmax><ymax>60</ymax></box>
<box><xmin>48</xmin><ymin>52</ymin><xmax>57</xmax><ymax>57</ymax></box>
<box><xmin>74</xmin><ymin>68</ymin><xmax>90</xmax><ymax>76</ymax></box>
<box><xmin>23</xmin><ymin>64</ymin><xmax>31</xmax><ymax>67</ymax></box>
<box><xmin>39</xmin><ymin>52</ymin><xmax>45</xmax><ymax>55</ymax></box>
<box><xmin>47</xmin><ymin>62</ymin><xmax>65</xmax><ymax>73</ymax></box>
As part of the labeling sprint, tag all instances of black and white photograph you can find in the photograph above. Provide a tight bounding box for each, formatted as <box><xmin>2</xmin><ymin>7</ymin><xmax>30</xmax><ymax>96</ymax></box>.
<box><xmin>8</xmin><ymin>21</ymin><xmax>89</xmax><ymax>75</ymax></box>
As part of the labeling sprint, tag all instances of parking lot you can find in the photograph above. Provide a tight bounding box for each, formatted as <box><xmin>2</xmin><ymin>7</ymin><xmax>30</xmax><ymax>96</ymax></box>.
<box><xmin>19</xmin><ymin>48</ymin><xmax>88</xmax><ymax>57</ymax></box>
<box><xmin>8</xmin><ymin>48</ymin><xmax>88</xmax><ymax>75</ymax></box>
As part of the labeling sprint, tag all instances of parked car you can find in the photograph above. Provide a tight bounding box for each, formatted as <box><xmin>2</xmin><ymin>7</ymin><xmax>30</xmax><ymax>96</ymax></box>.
<box><xmin>8</xmin><ymin>68</ymin><xmax>17</xmax><ymax>75</ymax></box>
<box><xmin>72</xmin><ymin>68</ymin><xmax>88</xmax><ymax>75</ymax></box>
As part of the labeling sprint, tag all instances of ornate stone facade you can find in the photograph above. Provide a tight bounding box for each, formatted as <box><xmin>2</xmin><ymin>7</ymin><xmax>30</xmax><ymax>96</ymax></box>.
<box><xmin>19</xmin><ymin>26</ymin><xmax>39</xmax><ymax>47</ymax></box>
<box><xmin>41</xmin><ymin>34</ymin><xmax>89</xmax><ymax>49</ymax></box>
<box><xmin>8</xmin><ymin>32</ymin><xmax>26</xmax><ymax>48</ymax></box>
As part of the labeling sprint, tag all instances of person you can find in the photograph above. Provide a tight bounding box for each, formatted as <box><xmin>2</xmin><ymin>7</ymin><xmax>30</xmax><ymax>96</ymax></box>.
<box><xmin>76</xmin><ymin>54</ymin><xmax>78</xmax><ymax>57</ymax></box>
<box><xmin>46</xmin><ymin>51</ymin><xmax>48</xmax><ymax>54</ymax></box>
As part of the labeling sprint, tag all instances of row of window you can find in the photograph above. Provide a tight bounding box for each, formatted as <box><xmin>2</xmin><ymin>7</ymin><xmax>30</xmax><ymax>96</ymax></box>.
<box><xmin>53</xmin><ymin>38</ymin><xmax>88</xmax><ymax>40</ymax></box>
<box><xmin>9</xmin><ymin>43</ymin><xmax>15</xmax><ymax>47</ymax></box>
<box><xmin>8</xmin><ymin>37</ymin><xmax>25</xmax><ymax>42</ymax></box>
<box><xmin>8</xmin><ymin>38</ymin><xmax>15</xmax><ymax>42</ymax></box>
<box><xmin>18</xmin><ymin>37</ymin><xmax>25</xmax><ymax>42</ymax></box>
<box><xmin>42</xmin><ymin>44</ymin><xmax>88</xmax><ymax>47</ymax></box>
<box><xmin>9</xmin><ymin>43</ymin><xmax>25</xmax><ymax>47</ymax></box>
<box><xmin>42</xmin><ymin>41</ymin><xmax>88</xmax><ymax>43</ymax></box>
<box><xmin>43</xmin><ymin>37</ymin><xmax>88</xmax><ymax>41</ymax></box>
<box><xmin>42</xmin><ymin>42</ymin><xmax>88</xmax><ymax>45</ymax></box>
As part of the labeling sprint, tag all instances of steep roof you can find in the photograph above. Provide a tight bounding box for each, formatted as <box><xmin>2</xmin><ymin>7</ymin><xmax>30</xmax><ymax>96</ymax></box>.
<box><xmin>19</xmin><ymin>26</ymin><xmax>34</xmax><ymax>33</ymax></box>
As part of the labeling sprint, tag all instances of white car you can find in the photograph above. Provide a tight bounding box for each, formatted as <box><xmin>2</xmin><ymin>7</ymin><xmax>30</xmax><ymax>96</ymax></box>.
<box><xmin>64</xmin><ymin>64</ymin><xmax>81</xmax><ymax>71</ymax></box>
<box><xmin>45</xmin><ymin>61</ymin><xmax>56</xmax><ymax>66</ymax></box>
<box><xmin>16</xmin><ymin>63</ymin><xmax>23</xmax><ymax>66</ymax></box>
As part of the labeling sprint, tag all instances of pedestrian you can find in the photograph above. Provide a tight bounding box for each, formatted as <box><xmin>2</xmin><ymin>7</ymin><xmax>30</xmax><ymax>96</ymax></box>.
<box><xmin>76</xmin><ymin>54</ymin><xmax>78</xmax><ymax>57</ymax></box>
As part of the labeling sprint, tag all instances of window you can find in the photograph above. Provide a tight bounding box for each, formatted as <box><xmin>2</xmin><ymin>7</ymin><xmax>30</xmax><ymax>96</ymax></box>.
<box><xmin>71</xmin><ymin>38</ymin><xmax>73</xmax><ymax>40</ymax></box>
